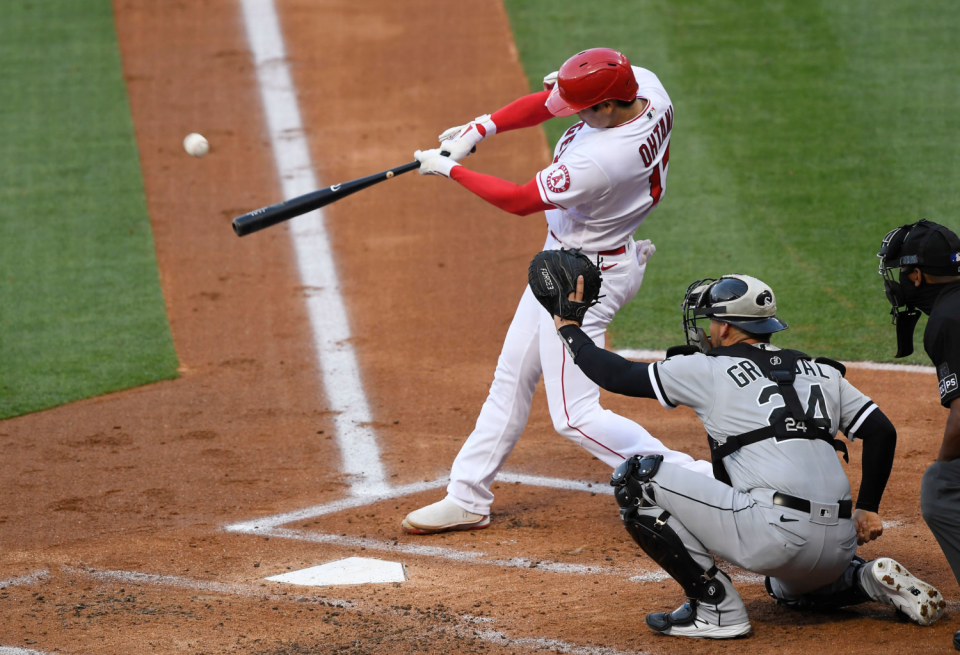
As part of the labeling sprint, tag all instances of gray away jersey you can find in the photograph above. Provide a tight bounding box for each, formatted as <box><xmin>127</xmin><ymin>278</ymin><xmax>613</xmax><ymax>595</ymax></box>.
<box><xmin>649</xmin><ymin>344</ymin><xmax>877</xmax><ymax>503</ymax></box>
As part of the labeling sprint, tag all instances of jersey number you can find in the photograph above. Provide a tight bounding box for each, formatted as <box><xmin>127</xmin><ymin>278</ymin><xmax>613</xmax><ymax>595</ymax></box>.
<box><xmin>758</xmin><ymin>383</ymin><xmax>831</xmax><ymax>433</ymax></box>
<box><xmin>649</xmin><ymin>144</ymin><xmax>670</xmax><ymax>206</ymax></box>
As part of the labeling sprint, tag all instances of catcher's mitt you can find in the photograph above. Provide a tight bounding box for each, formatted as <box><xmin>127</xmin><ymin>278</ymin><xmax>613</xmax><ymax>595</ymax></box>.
<box><xmin>528</xmin><ymin>248</ymin><xmax>603</xmax><ymax>324</ymax></box>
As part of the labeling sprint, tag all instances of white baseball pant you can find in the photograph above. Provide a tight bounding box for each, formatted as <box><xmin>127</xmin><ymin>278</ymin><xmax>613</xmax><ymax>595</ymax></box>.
<box><xmin>446</xmin><ymin>232</ymin><xmax>714</xmax><ymax>515</ymax></box>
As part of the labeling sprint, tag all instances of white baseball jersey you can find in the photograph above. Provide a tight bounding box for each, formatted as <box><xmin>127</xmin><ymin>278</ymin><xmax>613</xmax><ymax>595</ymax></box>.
<box><xmin>649</xmin><ymin>344</ymin><xmax>877</xmax><ymax>504</ymax></box>
<box><xmin>536</xmin><ymin>66</ymin><xmax>673</xmax><ymax>253</ymax></box>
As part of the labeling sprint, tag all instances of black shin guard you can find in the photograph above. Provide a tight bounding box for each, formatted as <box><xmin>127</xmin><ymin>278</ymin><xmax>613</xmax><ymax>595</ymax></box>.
<box><xmin>611</xmin><ymin>455</ymin><xmax>723</xmax><ymax>604</ymax></box>
<box><xmin>621</xmin><ymin>509</ymin><xmax>725</xmax><ymax>604</ymax></box>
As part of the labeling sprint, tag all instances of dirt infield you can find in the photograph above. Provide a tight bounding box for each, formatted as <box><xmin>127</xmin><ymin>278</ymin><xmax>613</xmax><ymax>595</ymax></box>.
<box><xmin>0</xmin><ymin>1</ymin><xmax>957</xmax><ymax>653</ymax></box>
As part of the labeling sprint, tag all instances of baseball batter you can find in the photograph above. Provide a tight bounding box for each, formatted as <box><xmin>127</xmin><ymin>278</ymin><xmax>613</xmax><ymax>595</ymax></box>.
<box><xmin>403</xmin><ymin>48</ymin><xmax>712</xmax><ymax>534</ymax></box>
<box><xmin>555</xmin><ymin>273</ymin><xmax>945</xmax><ymax>638</ymax></box>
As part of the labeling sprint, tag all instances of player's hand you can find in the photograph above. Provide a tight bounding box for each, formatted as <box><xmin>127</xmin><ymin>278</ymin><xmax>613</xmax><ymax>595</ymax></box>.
<box><xmin>554</xmin><ymin>275</ymin><xmax>585</xmax><ymax>329</ymax></box>
<box><xmin>414</xmin><ymin>149</ymin><xmax>459</xmax><ymax>177</ymax></box>
<box><xmin>635</xmin><ymin>239</ymin><xmax>656</xmax><ymax>267</ymax></box>
<box><xmin>543</xmin><ymin>70</ymin><xmax>559</xmax><ymax>91</ymax></box>
<box><xmin>438</xmin><ymin>115</ymin><xmax>490</xmax><ymax>162</ymax></box>
<box><xmin>852</xmin><ymin>509</ymin><xmax>883</xmax><ymax>545</ymax></box>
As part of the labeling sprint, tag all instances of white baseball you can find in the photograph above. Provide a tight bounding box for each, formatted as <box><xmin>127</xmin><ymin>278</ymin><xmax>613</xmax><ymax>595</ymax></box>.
<box><xmin>183</xmin><ymin>133</ymin><xmax>209</xmax><ymax>157</ymax></box>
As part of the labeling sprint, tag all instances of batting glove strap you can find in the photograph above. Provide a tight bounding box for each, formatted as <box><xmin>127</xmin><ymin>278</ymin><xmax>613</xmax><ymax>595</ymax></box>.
<box><xmin>543</xmin><ymin>70</ymin><xmax>559</xmax><ymax>91</ymax></box>
<box><xmin>438</xmin><ymin>115</ymin><xmax>495</xmax><ymax>162</ymax></box>
<box><xmin>476</xmin><ymin>114</ymin><xmax>497</xmax><ymax>137</ymax></box>
<box><xmin>414</xmin><ymin>149</ymin><xmax>459</xmax><ymax>177</ymax></box>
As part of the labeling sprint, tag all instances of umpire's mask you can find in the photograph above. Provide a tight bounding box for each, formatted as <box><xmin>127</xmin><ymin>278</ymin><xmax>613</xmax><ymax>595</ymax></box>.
<box><xmin>877</xmin><ymin>219</ymin><xmax>960</xmax><ymax>358</ymax></box>
<box><xmin>682</xmin><ymin>275</ymin><xmax>788</xmax><ymax>352</ymax></box>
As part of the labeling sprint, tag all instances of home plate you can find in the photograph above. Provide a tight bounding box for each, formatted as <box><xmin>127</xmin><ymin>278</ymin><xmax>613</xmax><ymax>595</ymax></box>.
<box><xmin>265</xmin><ymin>557</ymin><xmax>408</xmax><ymax>587</ymax></box>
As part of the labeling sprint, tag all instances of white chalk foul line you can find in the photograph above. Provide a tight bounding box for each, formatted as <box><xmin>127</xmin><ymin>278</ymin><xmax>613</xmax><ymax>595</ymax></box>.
<box><xmin>239</xmin><ymin>0</ymin><xmax>388</xmax><ymax>496</ymax></box>
<box><xmin>0</xmin><ymin>570</ymin><xmax>49</xmax><ymax>588</ymax></box>
<box><xmin>615</xmin><ymin>349</ymin><xmax>935</xmax><ymax>374</ymax></box>
<box><xmin>0</xmin><ymin>648</ymin><xmax>53</xmax><ymax>655</ymax></box>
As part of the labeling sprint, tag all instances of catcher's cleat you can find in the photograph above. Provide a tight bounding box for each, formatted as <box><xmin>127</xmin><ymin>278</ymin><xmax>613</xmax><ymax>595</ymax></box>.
<box><xmin>401</xmin><ymin>498</ymin><xmax>490</xmax><ymax>535</ymax></box>
<box><xmin>868</xmin><ymin>558</ymin><xmax>946</xmax><ymax>626</ymax></box>
<box><xmin>645</xmin><ymin>602</ymin><xmax>751</xmax><ymax>640</ymax></box>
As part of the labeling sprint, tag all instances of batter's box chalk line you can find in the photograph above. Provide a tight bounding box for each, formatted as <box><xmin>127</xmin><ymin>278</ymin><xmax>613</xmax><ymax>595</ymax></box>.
<box><xmin>224</xmin><ymin>469</ymin><xmax>905</xmax><ymax>586</ymax></box>
<box><xmin>0</xmin><ymin>570</ymin><xmax>50</xmax><ymax>589</ymax></box>
<box><xmin>223</xmin><ymin>471</ymin><xmax>764</xmax><ymax>584</ymax></box>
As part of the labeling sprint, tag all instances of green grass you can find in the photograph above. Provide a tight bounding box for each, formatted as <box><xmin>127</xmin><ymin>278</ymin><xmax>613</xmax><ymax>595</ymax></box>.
<box><xmin>0</xmin><ymin>0</ymin><xmax>178</xmax><ymax>419</ymax></box>
<box><xmin>504</xmin><ymin>0</ymin><xmax>960</xmax><ymax>362</ymax></box>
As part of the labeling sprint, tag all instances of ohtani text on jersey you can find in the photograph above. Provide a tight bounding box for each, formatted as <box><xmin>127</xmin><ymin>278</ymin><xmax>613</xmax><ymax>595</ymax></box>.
<box><xmin>639</xmin><ymin>105</ymin><xmax>674</xmax><ymax>167</ymax></box>
<box><xmin>726</xmin><ymin>357</ymin><xmax>832</xmax><ymax>389</ymax></box>
<box><xmin>552</xmin><ymin>104</ymin><xmax>675</xmax><ymax>166</ymax></box>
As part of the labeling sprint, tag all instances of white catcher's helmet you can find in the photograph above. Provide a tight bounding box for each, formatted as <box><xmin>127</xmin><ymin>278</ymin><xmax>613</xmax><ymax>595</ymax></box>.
<box><xmin>681</xmin><ymin>274</ymin><xmax>788</xmax><ymax>352</ymax></box>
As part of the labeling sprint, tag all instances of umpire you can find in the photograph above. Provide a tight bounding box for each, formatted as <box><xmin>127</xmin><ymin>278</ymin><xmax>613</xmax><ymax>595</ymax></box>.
<box><xmin>878</xmin><ymin>219</ymin><xmax>960</xmax><ymax>650</ymax></box>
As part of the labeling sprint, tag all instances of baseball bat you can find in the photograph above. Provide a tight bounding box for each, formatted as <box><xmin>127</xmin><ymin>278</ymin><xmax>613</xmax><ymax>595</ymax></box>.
<box><xmin>232</xmin><ymin>160</ymin><xmax>420</xmax><ymax>237</ymax></box>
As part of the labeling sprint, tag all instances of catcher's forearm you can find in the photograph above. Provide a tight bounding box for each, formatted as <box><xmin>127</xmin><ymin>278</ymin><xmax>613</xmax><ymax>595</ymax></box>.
<box><xmin>853</xmin><ymin>409</ymin><xmax>897</xmax><ymax>513</ymax></box>
<box><xmin>558</xmin><ymin>326</ymin><xmax>655</xmax><ymax>398</ymax></box>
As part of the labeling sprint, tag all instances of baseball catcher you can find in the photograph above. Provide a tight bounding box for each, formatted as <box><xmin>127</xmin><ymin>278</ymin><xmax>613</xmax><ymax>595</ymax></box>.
<box><xmin>554</xmin><ymin>274</ymin><xmax>944</xmax><ymax>638</ymax></box>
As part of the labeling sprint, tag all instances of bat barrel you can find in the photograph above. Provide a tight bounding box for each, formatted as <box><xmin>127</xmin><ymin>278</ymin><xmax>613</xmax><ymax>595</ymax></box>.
<box><xmin>232</xmin><ymin>193</ymin><xmax>323</xmax><ymax>236</ymax></box>
<box><xmin>232</xmin><ymin>160</ymin><xmax>420</xmax><ymax>237</ymax></box>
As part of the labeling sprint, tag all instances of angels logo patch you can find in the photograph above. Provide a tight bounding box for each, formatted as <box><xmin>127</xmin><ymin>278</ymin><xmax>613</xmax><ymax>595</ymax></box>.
<box><xmin>546</xmin><ymin>165</ymin><xmax>571</xmax><ymax>194</ymax></box>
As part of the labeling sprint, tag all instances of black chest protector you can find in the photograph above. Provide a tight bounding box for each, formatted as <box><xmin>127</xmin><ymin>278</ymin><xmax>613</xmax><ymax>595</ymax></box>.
<box><xmin>704</xmin><ymin>343</ymin><xmax>849</xmax><ymax>486</ymax></box>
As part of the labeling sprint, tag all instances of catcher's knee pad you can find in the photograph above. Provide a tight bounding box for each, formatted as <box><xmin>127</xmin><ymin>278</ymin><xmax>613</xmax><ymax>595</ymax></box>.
<box><xmin>621</xmin><ymin>509</ymin><xmax>724</xmax><ymax>604</ymax></box>
<box><xmin>610</xmin><ymin>455</ymin><xmax>663</xmax><ymax>510</ymax></box>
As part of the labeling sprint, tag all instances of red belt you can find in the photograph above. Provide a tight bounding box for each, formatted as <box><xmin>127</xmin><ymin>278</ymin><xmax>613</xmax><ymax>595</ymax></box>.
<box><xmin>550</xmin><ymin>231</ymin><xmax>626</xmax><ymax>257</ymax></box>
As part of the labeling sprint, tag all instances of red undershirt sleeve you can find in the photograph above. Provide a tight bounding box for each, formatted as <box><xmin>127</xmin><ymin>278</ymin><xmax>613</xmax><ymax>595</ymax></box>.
<box><xmin>489</xmin><ymin>90</ymin><xmax>554</xmax><ymax>134</ymax></box>
<box><xmin>449</xmin><ymin>167</ymin><xmax>555</xmax><ymax>216</ymax></box>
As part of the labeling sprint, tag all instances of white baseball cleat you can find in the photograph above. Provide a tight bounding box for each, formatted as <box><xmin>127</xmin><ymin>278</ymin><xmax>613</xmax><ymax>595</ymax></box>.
<box><xmin>401</xmin><ymin>498</ymin><xmax>490</xmax><ymax>535</ymax></box>
<box><xmin>869</xmin><ymin>558</ymin><xmax>946</xmax><ymax>626</ymax></box>
<box><xmin>645</xmin><ymin>602</ymin><xmax>752</xmax><ymax>639</ymax></box>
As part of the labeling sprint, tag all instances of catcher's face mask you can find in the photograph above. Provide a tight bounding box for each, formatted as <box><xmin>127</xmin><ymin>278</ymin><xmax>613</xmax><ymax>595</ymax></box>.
<box><xmin>682</xmin><ymin>278</ymin><xmax>717</xmax><ymax>353</ymax></box>
<box><xmin>877</xmin><ymin>220</ymin><xmax>960</xmax><ymax>357</ymax></box>
<box><xmin>682</xmin><ymin>275</ymin><xmax>788</xmax><ymax>353</ymax></box>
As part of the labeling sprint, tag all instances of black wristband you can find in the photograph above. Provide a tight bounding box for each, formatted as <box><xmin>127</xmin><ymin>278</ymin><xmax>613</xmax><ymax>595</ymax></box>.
<box><xmin>558</xmin><ymin>324</ymin><xmax>594</xmax><ymax>362</ymax></box>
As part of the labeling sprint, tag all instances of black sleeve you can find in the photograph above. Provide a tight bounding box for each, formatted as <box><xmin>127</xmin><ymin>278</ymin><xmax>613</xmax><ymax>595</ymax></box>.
<box><xmin>852</xmin><ymin>409</ymin><xmax>897</xmax><ymax>513</ymax></box>
<box><xmin>557</xmin><ymin>325</ymin><xmax>656</xmax><ymax>398</ymax></box>
<box><xmin>930</xmin><ymin>318</ymin><xmax>960</xmax><ymax>408</ymax></box>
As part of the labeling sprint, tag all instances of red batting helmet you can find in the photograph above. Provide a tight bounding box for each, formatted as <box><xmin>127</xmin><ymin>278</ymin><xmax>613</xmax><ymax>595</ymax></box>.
<box><xmin>546</xmin><ymin>48</ymin><xmax>639</xmax><ymax>117</ymax></box>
